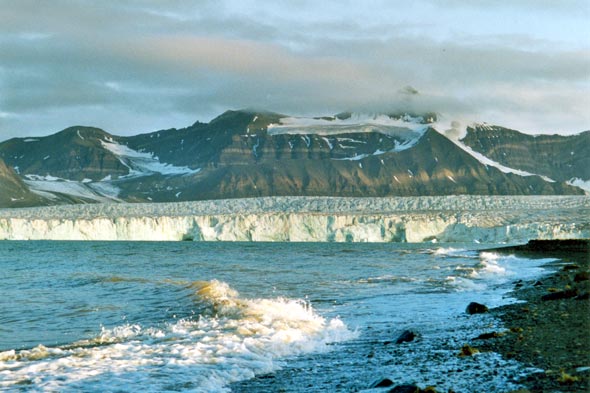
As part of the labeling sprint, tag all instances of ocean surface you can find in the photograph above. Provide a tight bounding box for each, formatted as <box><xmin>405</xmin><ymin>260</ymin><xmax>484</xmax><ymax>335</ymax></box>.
<box><xmin>0</xmin><ymin>241</ymin><xmax>555</xmax><ymax>392</ymax></box>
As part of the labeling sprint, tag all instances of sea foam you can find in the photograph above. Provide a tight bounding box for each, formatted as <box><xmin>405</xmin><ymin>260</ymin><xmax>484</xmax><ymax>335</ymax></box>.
<box><xmin>0</xmin><ymin>280</ymin><xmax>356</xmax><ymax>392</ymax></box>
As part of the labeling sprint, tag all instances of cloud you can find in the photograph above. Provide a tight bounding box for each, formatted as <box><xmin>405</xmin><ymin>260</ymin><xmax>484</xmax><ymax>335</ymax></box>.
<box><xmin>0</xmin><ymin>0</ymin><xmax>589</xmax><ymax>139</ymax></box>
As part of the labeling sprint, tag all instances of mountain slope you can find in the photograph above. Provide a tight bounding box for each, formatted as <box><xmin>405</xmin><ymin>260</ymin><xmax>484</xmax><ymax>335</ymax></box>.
<box><xmin>0</xmin><ymin>158</ymin><xmax>47</xmax><ymax>207</ymax></box>
<box><xmin>0</xmin><ymin>110</ymin><xmax>584</xmax><ymax>207</ymax></box>
<box><xmin>461</xmin><ymin>125</ymin><xmax>590</xmax><ymax>189</ymax></box>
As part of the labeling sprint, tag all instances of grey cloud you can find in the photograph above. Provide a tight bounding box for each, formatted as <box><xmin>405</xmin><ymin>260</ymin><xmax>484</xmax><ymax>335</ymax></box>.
<box><xmin>0</xmin><ymin>0</ymin><xmax>589</xmax><ymax>139</ymax></box>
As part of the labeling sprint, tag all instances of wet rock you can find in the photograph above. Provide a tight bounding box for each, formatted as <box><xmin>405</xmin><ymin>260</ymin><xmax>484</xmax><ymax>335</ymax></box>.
<box><xmin>466</xmin><ymin>302</ymin><xmax>488</xmax><ymax>314</ymax></box>
<box><xmin>575</xmin><ymin>292</ymin><xmax>589</xmax><ymax>300</ymax></box>
<box><xmin>541</xmin><ymin>289</ymin><xmax>578</xmax><ymax>301</ymax></box>
<box><xmin>533</xmin><ymin>280</ymin><xmax>543</xmax><ymax>286</ymax></box>
<box><xmin>574</xmin><ymin>271</ymin><xmax>589</xmax><ymax>282</ymax></box>
<box><xmin>395</xmin><ymin>330</ymin><xmax>416</xmax><ymax>344</ymax></box>
<box><xmin>557</xmin><ymin>370</ymin><xmax>580</xmax><ymax>385</ymax></box>
<box><xmin>457</xmin><ymin>344</ymin><xmax>479</xmax><ymax>357</ymax></box>
<box><xmin>563</xmin><ymin>264</ymin><xmax>580</xmax><ymax>271</ymax></box>
<box><xmin>371</xmin><ymin>378</ymin><xmax>394</xmax><ymax>388</ymax></box>
<box><xmin>475</xmin><ymin>331</ymin><xmax>501</xmax><ymax>340</ymax></box>
<box><xmin>388</xmin><ymin>384</ymin><xmax>422</xmax><ymax>393</ymax></box>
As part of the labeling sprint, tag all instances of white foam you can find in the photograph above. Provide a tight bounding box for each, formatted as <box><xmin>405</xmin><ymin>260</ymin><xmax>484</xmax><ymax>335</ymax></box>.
<box><xmin>0</xmin><ymin>280</ymin><xmax>356</xmax><ymax>392</ymax></box>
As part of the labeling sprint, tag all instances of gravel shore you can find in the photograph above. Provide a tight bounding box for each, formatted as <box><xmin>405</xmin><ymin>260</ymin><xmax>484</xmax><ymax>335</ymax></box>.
<box><xmin>479</xmin><ymin>240</ymin><xmax>590</xmax><ymax>392</ymax></box>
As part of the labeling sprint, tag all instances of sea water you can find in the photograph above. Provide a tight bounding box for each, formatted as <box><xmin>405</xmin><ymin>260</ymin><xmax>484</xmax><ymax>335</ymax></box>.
<box><xmin>0</xmin><ymin>242</ymin><xmax>554</xmax><ymax>392</ymax></box>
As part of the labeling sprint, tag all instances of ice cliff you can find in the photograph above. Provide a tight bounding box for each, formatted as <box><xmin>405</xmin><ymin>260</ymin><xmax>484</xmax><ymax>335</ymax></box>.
<box><xmin>0</xmin><ymin>196</ymin><xmax>588</xmax><ymax>243</ymax></box>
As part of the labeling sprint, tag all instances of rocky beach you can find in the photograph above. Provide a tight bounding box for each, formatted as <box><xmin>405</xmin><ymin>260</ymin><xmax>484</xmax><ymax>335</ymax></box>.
<box><xmin>479</xmin><ymin>240</ymin><xmax>590</xmax><ymax>392</ymax></box>
<box><xmin>227</xmin><ymin>240</ymin><xmax>590</xmax><ymax>393</ymax></box>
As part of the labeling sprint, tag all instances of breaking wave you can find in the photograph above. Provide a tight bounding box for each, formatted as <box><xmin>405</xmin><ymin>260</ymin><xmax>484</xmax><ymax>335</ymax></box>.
<box><xmin>0</xmin><ymin>280</ymin><xmax>356</xmax><ymax>392</ymax></box>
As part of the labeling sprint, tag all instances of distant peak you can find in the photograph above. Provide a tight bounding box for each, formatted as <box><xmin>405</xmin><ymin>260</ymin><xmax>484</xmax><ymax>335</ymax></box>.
<box><xmin>56</xmin><ymin>126</ymin><xmax>112</xmax><ymax>139</ymax></box>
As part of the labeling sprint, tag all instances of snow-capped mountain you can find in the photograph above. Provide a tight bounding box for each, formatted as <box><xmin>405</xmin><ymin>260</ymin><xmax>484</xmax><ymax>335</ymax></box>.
<box><xmin>0</xmin><ymin>110</ymin><xmax>587</xmax><ymax>207</ymax></box>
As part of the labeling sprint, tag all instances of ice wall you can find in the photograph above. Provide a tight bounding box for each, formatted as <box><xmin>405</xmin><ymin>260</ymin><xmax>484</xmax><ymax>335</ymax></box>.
<box><xmin>0</xmin><ymin>196</ymin><xmax>588</xmax><ymax>243</ymax></box>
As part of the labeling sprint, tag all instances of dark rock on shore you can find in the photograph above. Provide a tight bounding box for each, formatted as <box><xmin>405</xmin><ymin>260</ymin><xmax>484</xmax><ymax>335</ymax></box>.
<box><xmin>541</xmin><ymin>289</ymin><xmax>578</xmax><ymax>301</ymax></box>
<box><xmin>371</xmin><ymin>378</ymin><xmax>394</xmax><ymax>388</ymax></box>
<box><xmin>389</xmin><ymin>385</ymin><xmax>436</xmax><ymax>393</ymax></box>
<box><xmin>466</xmin><ymin>302</ymin><xmax>488</xmax><ymax>314</ymax></box>
<box><xmin>488</xmin><ymin>239</ymin><xmax>590</xmax><ymax>264</ymax></box>
<box><xmin>474</xmin><ymin>331</ymin><xmax>501</xmax><ymax>340</ymax></box>
<box><xmin>395</xmin><ymin>330</ymin><xmax>416</xmax><ymax>344</ymax></box>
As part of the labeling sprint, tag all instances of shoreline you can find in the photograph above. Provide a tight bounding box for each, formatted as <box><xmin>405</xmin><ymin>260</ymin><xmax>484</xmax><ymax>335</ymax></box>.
<box><xmin>479</xmin><ymin>239</ymin><xmax>590</xmax><ymax>392</ymax></box>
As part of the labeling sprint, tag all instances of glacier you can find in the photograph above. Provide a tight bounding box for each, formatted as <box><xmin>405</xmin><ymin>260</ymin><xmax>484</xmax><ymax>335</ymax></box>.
<box><xmin>0</xmin><ymin>196</ymin><xmax>588</xmax><ymax>242</ymax></box>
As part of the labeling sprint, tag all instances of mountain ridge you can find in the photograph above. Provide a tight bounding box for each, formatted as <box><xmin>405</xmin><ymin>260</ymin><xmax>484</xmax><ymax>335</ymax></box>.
<box><xmin>0</xmin><ymin>109</ymin><xmax>587</xmax><ymax>208</ymax></box>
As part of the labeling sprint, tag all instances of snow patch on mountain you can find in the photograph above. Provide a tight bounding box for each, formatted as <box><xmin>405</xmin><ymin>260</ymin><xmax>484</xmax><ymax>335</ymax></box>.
<box><xmin>100</xmin><ymin>138</ymin><xmax>200</xmax><ymax>177</ymax></box>
<box><xmin>430</xmin><ymin>122</ymin><xmax>556</xmax><ymax>182</ymax></box>
<box><xmin>24</xmin><ymin>175</ymin><xmax>121</xmax><ymax>202</ymax></box>
<box><xmin>567</xmin><ymin>178</ymin><xmax>590</xmax><ymax>193</ymax></box>
<box><xmin>267</xmin><ymin>114</ymin><xmax>429</xmax><ymax>139</ymax></box>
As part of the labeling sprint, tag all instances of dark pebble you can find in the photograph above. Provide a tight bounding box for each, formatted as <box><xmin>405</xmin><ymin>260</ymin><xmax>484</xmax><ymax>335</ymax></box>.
<box><xmin>574</xmin><ymin>271</ymin><xmax>590</xmax><ymax>282</ymax></box>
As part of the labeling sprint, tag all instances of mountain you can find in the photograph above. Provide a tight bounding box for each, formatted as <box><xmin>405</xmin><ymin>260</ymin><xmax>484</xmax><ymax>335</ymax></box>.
<box><xmin>461</xmin><ymin>124</ymin><xmax>590</xmax><ymax>189</ymax></box>
<box><xmin>0</xmin><ymin>110</ymin><xmax>586</xmax><ymax>208</ymax></box>
<box><xmin>0</xmin><ymin>126</ymin><xmax>129</xmax><ymax>181</ymax></box>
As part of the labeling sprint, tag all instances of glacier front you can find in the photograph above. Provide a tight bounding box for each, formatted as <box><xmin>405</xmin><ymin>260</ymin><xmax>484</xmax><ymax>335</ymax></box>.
<box><xmin>0</xmin><ymin>196</ymin><xmax>588</xmax><ymax>243</ymax></box>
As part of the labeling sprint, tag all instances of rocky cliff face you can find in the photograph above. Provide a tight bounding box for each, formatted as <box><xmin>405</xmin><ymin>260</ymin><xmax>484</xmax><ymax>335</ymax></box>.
<box><xmin>0</xmin><ymin>110</ymin><xmax>586</xmax><ymax>208</ymax></box>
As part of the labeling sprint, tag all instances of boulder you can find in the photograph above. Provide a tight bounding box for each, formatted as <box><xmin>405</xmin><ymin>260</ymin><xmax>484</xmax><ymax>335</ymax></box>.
<box><xmin>475</xmin><ymin>331</ymin><xmax>501</xmax><ymax>340</ymax></box>
<box><xmin>395</xmin><ymin>330</ymin><xmax>417</xmax><ymax>344</ymax></box>
<box><xmin>466</xmin><ymin>302</ymin><xmax>488</xmax><ymax>314</ymax></box>
<box><xmin>388</xmin><ymin>385</ymin><xmax>422</xmax><ymax>393</ymax></box>
<box><xmin>371</xmin><ymin>378</ymin><xmax>394</xmax><ymax>388</ymax></box>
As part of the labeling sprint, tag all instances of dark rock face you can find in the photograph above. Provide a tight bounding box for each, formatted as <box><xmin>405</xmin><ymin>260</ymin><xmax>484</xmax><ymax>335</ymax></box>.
<box><xmin>466</xmin><ymin>302</ymin><xmax>489</xmax><ymax>314</ymax></box>
<box><xmin>0</xmin><ymin>110</ymin><xmax>585</xmax><ymax>208</ymax></box>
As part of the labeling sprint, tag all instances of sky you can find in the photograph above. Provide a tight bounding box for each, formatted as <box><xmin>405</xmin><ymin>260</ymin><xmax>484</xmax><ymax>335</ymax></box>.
<box><xmin>1</xmin><ymin>0</ymin><xmax>589</xmax><ymax>140</ymax></box>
